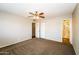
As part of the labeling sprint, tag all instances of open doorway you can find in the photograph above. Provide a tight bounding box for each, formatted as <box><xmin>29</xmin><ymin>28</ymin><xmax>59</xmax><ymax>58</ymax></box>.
<box><xmin>32</xmin><ymin>23</ymin><xmax>36</xmax><ymax>38</ymax></box>
<box><xmin>62</xmin><ymin>20</ymin><xmax>70</xmax><ymax>44</ymax></box>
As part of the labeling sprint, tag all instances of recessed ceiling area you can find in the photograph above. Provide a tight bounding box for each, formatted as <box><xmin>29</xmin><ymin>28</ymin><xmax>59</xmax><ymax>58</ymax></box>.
<box><xmin>0</xmin><ymin>3</ymin><xmax>77</xmax><ymax>18</ymax></box>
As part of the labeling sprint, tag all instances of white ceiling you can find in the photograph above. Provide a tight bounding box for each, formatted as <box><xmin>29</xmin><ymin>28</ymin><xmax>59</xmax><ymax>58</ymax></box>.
<box><xmin>0</xmin><ymin>3</ymin><xmax>77</xmax><ymax>18</ymax></box>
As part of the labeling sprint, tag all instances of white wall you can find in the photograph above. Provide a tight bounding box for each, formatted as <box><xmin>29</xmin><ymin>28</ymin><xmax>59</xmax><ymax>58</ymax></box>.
<box><xmin>72</xmin><ymin>4</ymin><xmax>79</xmax><ymax>54</ymax></box>
<box><xmin>44</xmin><ymin>18</ymin><xmax>62</xmax><ymax>42</ymax></box>
<box><xmin>39</xmin><ymin>15</ymin><xmax>72</xmax><ymax>42</ymax></box>
<box><xmin>0</xmin><ymin>12</ymin><xmax>32</xmax><ymax>48</ymax></box>
<box><xmin>40</xmin><ymin>22</ymin><xmax>45</xmax><ymax>38</ymax></box>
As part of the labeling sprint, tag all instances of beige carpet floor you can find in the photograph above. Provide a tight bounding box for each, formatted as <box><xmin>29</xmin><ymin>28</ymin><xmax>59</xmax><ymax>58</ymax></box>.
<box><xmin>0</xmin><ymin>38</ymin><xmax>75</xmax><ymax>55</ymax></box>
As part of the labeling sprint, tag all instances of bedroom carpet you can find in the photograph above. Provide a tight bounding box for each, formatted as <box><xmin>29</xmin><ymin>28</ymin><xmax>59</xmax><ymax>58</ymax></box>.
<box><xmin>0</xmin><ymin>38</ymin><xmax>75</xmax><ymax>55</ymax></box>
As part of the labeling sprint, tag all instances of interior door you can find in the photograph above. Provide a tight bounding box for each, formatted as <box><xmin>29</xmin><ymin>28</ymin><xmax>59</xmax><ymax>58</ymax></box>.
<box><xmin>32</xmin><ymin>23</ymin><xmax>36</xmax><ymax>38</ymax></box>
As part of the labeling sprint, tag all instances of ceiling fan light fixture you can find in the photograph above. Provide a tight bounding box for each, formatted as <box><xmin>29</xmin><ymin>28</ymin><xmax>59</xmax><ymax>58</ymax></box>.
<box><xmin>33</xmin><ymin>16</ymin><xmax>39</xmax><ymax>19</ymax></box>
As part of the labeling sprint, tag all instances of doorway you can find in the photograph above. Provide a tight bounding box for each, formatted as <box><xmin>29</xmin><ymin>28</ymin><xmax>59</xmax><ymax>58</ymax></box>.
<box><xmin>62</xmin><ymin>20</ymin><xmax>70</xmax><ymax>44</ymax></box>
<box><xmin>32</xmin><ymin>23</ymin><xmax>36</xmax><ymax>38</ymax></box>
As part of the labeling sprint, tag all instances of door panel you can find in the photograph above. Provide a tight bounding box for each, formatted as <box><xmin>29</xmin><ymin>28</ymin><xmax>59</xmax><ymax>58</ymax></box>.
<box><xmin>32</xmin><ymin>23</ymin><xmax>35</xmax><ymax>38</ymax></box>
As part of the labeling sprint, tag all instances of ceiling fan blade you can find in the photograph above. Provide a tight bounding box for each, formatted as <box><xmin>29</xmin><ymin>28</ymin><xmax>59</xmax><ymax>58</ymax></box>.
<box><xmin>29</xmin><ymin>12</ymin><xmax>34</xmax><ymax>15</ymax></box>
<box><xmin>39</xmin><ymin>16</ymin><xmax>45</xmax><ymax>18</ymax></box>
<box><xmin>39</xmin><ymin>12</ymin><xmax>44</xmax><ymax>15</ymax></box>
<box><xmin>28</xmin><ymin>16</ymin><xmax>33</xmax><ymax>17</ymax></box>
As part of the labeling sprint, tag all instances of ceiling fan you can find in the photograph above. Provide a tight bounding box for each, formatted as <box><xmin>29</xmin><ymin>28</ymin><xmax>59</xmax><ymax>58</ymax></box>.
<box><xmin>28</xmin><ymin>11</ymin><xmax>45</xmax><ymax>20</ymax></box>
